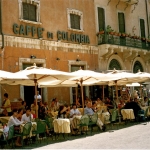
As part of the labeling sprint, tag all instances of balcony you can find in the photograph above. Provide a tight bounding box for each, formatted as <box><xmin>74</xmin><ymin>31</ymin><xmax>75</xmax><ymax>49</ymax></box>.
<box><xmin>120</xmin><ymin>0</ymin><xmax>139</xmax><ymax>5</ymax></box>
<box><xmin>97</xmin><ymin>34</ymin><xmax>150</xmax><ymax>51</ymax></box>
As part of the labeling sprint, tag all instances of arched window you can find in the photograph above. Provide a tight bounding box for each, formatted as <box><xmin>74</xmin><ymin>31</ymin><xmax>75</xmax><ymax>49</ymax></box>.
<box><xmin>109</xmin><ymin>59</ymin><xmax>122</xmax><ymax>70</ymax></box>
<box><xmin>133</xmin><ymin>61</ymin><xmax>143</xmax><ymax>73</ymax></box>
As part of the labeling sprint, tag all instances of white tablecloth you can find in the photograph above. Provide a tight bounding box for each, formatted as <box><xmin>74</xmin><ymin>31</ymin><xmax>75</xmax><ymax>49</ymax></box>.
<box><xmin>121</xmin><ymin>109</ymin><xmax>135</xmax><ymax>120</ymax></box>
<box><xmin>53</xmin><ymin>119</ymin><xmax>70</xmax><ymax>133</ymax></box>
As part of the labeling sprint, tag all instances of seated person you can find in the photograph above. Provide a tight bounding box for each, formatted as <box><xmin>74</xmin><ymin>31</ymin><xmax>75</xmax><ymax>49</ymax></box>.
<box><xmin>38</xmin><ymin>101</ymin><xmax>47</xmax><ymax>120</ymax></box>
<box><xmin>96</xmin><ymin>98</ymin><xmax>103</xmax><ymax>106</ymax></box>
<box><xmin>105</xmin><ymin>97</ymin><xmax>114</xmax><ymax>109</ymax></box>
<box><xmin>21</xmin><ymin>107</ymin><xmax>33</xmax><ymax>122</ymax></box>
<box><xmin>31</xmin><ymin>100</ymin><xmax>38</xmax><ymax>112</ymax></box>
<box><xmin>123</xmin><ymin>99</ymin><xmax>141</xmax><ymax>119</ymax></box>
<box><xmin>21</xmin><ymin>101</ymin><xmax>27</xmax><ymax>114</ymax></box>
<box><xmin>84</xmin><ymin>102</ymin><xmax>105</xmax><ymax>131</ymax></box>
<box><xmin>70</xmin><ymin>104</ymin><xmax>81</xmax><ymax>118</ymax></box>
<box><xmin>141</xmin><ymin>97</ymin><xmax>148</xmax><ymax>107</ymax></box>
<box><xmin>49</xmin><ymin>99</ymin><xmax>57</xmax><ymax>112</ymax></box>
<box><xmin>17</xmin><ymin>108</ymin><xmax>23</xmax><ymax>121</ymax></box>
<box><xmin>70</xmin><ymin>104</ymin><xmax>81</xmax><ymax>135</ymax></box>
<box><xmin>58</xmin><ymin>105</ymin><xmax>69</xmax><ymax>118</ymax></box>
<box><xmin>7</xmin><ymin>109</ymin><xmax>25</xmax><ymax>147</ymax></box>
<box><xmin>54</xmin><ymin>97</ymin><xmax>60</xmax><ymax>111</ymax></box>
<box><xmin>76</xmin><ymin>97</ymin><xmax>81</xmax><ymax>108</ymax></box>
<box><xmin>92</xmin><ymin>101</ymin><xmax>98</xmax><ymax>112</ymax></box>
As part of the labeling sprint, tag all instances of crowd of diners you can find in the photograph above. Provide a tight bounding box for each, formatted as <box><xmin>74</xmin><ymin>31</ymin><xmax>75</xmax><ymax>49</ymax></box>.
<box><xmin>0</xmin><ymin>90</ymin><xmax>149</xmax><ymax>146</ymax></box>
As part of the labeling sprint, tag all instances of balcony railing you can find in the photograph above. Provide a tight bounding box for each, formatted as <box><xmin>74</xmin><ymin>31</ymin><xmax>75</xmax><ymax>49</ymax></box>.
<box><xmin>97</xmin><ymin>34</ymin><xmax>150</xmax><ymax>50</ymax></box>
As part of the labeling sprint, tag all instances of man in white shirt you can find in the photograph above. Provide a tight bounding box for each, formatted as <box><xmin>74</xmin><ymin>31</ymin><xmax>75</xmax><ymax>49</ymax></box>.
<box><xmin>34</xmin><ymin>91</ymin><xmax>41</xmax><ymax>102</ymax></box>
<box><xmin>21</xmin><ymin>107</ymin><xmax>33</xmax><ymax>122</ymax></box>
<box><xmin>70</xmin><ymin>104</ymin><xmax>81</xmax><ymax>118</ymax></box>
<box><xmin>7</xmin><ymin>109</ymin><xmax>24</xmax><ymax>146</ymax></box>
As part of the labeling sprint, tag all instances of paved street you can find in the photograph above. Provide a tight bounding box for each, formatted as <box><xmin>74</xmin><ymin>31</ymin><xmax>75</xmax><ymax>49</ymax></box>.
<box><xmin>34</xmin><ymin>122</ymin><xmax>150</xmax><ymax>149</ymax></box>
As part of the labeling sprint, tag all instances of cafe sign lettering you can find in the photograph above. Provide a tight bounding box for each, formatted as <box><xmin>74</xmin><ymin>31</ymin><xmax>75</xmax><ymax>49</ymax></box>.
<box><xmin>13</xmin><ymin>23</ymin><xmax>90</xmax><ymax>44</ymax></box>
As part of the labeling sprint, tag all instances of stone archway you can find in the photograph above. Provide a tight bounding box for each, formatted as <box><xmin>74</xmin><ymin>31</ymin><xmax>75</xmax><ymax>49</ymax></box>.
<box><xmin>133</xmin><ymin>61</ymin><xmax>144</xmax><ymax>73</ymax></box>
<box><xmin>108</xmin><ymin>59</ymin><xmax>122</xmax><ymax>70</ymax></box>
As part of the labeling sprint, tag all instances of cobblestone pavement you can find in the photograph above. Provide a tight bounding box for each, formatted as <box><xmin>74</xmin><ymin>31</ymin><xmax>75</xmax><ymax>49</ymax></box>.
<box><xmin>34</xmin><ymin>122</ymin><xmax>150</xmax><ymax>149</ymax></box>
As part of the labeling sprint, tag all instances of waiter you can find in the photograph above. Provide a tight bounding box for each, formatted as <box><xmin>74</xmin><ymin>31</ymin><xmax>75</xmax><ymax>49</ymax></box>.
<box><xmin>34</xmin><ymin>91</ymin><xmax>41</xmax><ymax>102</ymax></box>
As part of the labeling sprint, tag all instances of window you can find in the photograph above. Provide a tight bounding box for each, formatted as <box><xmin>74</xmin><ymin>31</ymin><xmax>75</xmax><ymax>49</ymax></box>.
<box><xmin>97</xmin><ymin>7</ymin><xmax>105</xmax><ymax>31</ymax></box>
<box><xmin>70</xmin><ymin>14</ymin><xmax>80</xmax><ymax>30</ymax></box>
<box><xmin>118</xmin><ymin>12</ymin><xmax>125</xmax><ymax>33</ymax></box>
<box><xmin>67</xmin><ymin>9</ymin><xmax>83</xmax><ymax>32</ymax></box>
<box><xmin>18</xmin><ymin>0</ymin><xmax>41</xmax><ymax>24</ymax></box>
<box><xmin>140</xmin><ymin>19</ymin><xmax>145</xmax><ymax>38</ymax></box>
<box><xmin>23</xmin><ymin>3</ymin><xmax>36</xmax><ymax>22</ymax></box>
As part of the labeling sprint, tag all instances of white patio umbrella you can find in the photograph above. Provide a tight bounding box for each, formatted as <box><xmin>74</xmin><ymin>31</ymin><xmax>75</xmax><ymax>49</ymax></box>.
<box><xmin>126</xmin><ymin>83</ymin><xmax>143</xmax><ymax>87</ymax></box>
<box><xmin>69</xmin><ymin>69</ymin><xmax>109</xmax><ymax>110</ymax></box>
<box><xmin>1</xmin><ymin>63</ymin><xmax>76</xmax><ymax>117</ymax></box>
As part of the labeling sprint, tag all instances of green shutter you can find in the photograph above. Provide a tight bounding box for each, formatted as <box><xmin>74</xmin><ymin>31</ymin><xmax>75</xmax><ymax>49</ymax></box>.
<box><xmin>23</xmin><ymin>3</ymin><xmax>36</xmax><ymax>22</ymax></box>
<box><xmin>97</xmin><ymin>7</ymin><xmax>105</xmax><ymax>31</ymax></box>
<box><xmin>29</xmin><ymin>4</ymin><xmax>36</xmax><ymax>21</ymax></box>
<box><xmin>70</xmin><ymin>14</ymin><xmax>80</xmax><ymax>30</ymax></box>
<box><xmin>70</xmin><ymin>14</ymin><xmax>75</xmax><ymax>29</ymax></box>
<box><xmin>23</xmin><ymin>3</ymin><xmax>29</xmax><ymax>20</ymax></box>
<box><xmin>118</xmin><ymin>12</ymin><xmax>125</xmax><ymax>33</ymax></box>
<box><xmin>140</xmin><ymin>19</ymin><xmax>145</xmax><ymax>38</ymax></box>
<box><xmin>74</xmin><ymin>15</ymin><xmax>80</xmax><ymax>30</ymax></box>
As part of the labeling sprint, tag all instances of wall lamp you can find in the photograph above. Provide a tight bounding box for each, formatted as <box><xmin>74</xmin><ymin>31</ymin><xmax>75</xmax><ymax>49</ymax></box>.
<box><xmin>76</xmin><ymin>58</ymin><xmax>81</xmax><ymax>62</ymax></box>
<box><xmin>30</xmin><ymin>55</ymin><xmax>36</xmax><ymax>59</ymax></box>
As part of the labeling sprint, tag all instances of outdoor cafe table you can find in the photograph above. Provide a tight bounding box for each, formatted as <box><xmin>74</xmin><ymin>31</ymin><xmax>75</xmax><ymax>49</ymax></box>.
<box><xmin>121</xmin><ymin>109</ymin><xmax>135</xmax><ymax>120</ymax></box>
<box><xmin>53</xmin><ymin>118</ymin><xmax>70</xmax><ymax>133</ymax></box>
<box><xmin>0</xmin><ymin>117</ymin><xmax>10</xmax><ymax>124</ymax></box>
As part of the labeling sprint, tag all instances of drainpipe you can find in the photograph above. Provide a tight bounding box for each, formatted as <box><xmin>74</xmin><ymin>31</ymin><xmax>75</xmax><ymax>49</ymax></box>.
<box><xmin>0</xmin><ymin>0</ymin><xmax>4</xmax><ymax>70</ymax></box>
<box><xmin>145</xmin><ymin>0</ymin><xmax>150</xmax><ymax>37</ymax></box>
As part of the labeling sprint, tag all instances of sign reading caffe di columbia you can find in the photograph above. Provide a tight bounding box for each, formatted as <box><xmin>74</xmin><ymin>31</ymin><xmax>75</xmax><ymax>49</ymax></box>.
<box><xmin>13</xmin><ymin>23</ymin><xmax>90</xmax><ymax>44</ymax></box>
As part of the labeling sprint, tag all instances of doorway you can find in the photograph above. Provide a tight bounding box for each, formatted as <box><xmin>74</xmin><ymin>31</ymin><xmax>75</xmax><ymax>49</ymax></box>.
<box><xmin>23</xmin><ymin>63</ymin><xmax>42</xmax><ymax>107</ymax></box>
<box><xmin>71</xmin><ymin>65</ymin><xmax>85</xmax><ymax>105</ymax></box>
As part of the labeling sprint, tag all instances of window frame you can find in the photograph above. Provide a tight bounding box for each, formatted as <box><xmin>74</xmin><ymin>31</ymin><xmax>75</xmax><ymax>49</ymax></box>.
<box><xmin>67</xmin><ymin>8</ymin><xmax>83</xmax><ymax>32</ymax></box>
<box><xmin>18</xmin><ymin>0</ymin><xmax>41</xmax><ymax>25</ymax></box>
<box><xmin>118</xmin><ymin>12</ymin><xmax>126</xmax><ymax>33</ymax></box>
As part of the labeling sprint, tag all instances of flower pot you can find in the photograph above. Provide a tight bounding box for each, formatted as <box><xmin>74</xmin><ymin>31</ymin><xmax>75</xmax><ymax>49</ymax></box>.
<box><xmin>99</xmin><ymin>31</ymin><xmax>104</xmax><ymax>34</ymax></box>
<box><xmin>109</xmin><ymin>31</ymin><xmax>114</xmax><ymax>35</ymax></box>
<box><xmin>141</xmin><ymin>38</ymin><xmax>146</xmax><ymax>41</ymax></box>
<box><xmin>121</xmin><ymin>33</ymin><xmax>126</xmax><ymax>37</ymax></box>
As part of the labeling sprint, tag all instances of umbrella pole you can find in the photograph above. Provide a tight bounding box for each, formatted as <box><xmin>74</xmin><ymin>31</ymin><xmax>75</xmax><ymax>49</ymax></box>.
<box><xmin>140</xmin><ymin>84</ymin><xmax>142</xmax><ymax>98</ymax></box>
<box><xmin>80</xmin><ymin>79</ymin><xmax>84</xmax><ymax>113</ymax></box>
<box><xmin>102</xmin><ymin>85</ymin><xmax>105</xmax><ymax>102</ymax></box>
<box><xmin>75</xmin><ymin>86</ymin><xmax>78</xmax><ymax>105</ymax></box>
<box><xmin>34</xmin><ymin>78</ymin><xmax>38</xmax><ymax>118</ymax></box>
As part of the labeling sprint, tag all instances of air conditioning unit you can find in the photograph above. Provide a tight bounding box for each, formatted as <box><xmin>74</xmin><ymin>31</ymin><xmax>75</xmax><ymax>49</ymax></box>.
<box><xmin>120</xmin><ymin>0</ymin><xmax>138</xmax><ymax>5</ymax></box>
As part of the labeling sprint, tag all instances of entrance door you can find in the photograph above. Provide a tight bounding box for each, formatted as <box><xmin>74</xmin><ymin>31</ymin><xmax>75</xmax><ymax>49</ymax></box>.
<box><xmin>23</xmin><ymin>63</ymin><xmax>42</xmax><ymax>107</ymax></box>
<box><xmin>71</xmin><ymin>65</ymin><xmax>85</xmax><ymax>105</ymax></box>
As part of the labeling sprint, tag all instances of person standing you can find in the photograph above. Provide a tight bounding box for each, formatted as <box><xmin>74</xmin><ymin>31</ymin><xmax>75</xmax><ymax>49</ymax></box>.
<box><xmin>34</xmin><ymin>91</ymin><xmax>41</xmax><ymax>102</ymax></box>
<box><xmin>1</xmin><ymin>93</ymin><xmax>12</xmax><ymax>116</ymax></box>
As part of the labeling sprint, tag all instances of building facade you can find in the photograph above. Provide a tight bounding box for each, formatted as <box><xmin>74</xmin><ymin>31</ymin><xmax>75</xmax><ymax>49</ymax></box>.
<box><xmin>0</xmin><ymin>0</ymin><xmax>149</xmax><ymax>106</ymax></box>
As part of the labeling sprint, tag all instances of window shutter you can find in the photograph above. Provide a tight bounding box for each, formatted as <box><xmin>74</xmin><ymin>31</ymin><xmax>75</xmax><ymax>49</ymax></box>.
<box><xmin>70</xmin><ymin>14</ymin><xmax>75</xmax><ymax>29</ymax></box>
<box><xmin>118</xmin><ymin>12</ymin><xmax>125</xmax><ymax>33</ymax></box>
<box><xmin>29</xmin><ymin>4</ymin><xmax>36</xmax><ymax>21</ymax></box>
<box><xmin>70</xmin><ymin>14</ymin><xmax>80</xmax><ymax>30</ymax></box>
<box><xmin>97</xmin><ymin>7</ymin><xmax>105</xmax><ymax>31</ymax></box>
<box><xmin>140</xmin><ymin>19</ymin><xmax>145</xmax><ymax>38</ymax></box>
<box><xmin>23</xmin><ymin>3</ymin><xmax>29</xmax><ymax>20</ymax></box>
<box><xmin>74</xmin><ymin>15</ymin><xmax>80</xmax><ymax>30</ymax></box>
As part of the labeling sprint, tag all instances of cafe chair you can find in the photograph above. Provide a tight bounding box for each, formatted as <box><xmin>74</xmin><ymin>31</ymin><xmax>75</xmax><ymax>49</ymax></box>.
<box><xmin>32</xmin><ymin>120</ymin><xmax>47</xmax><ymax>144</ymax></box>
<box><xmin>88</xmin><ymin>113</ymin><xmax>98</xmax><ymax>135</ymax></box>
<box><xmin>0</xmin><ymin>125</ymin><xmax>15</xmax><ymax>149</ymax></box>
<box><xmin>15</xmin><ymin>122</ymin><xmax>32</xmax><ymax>147</ymax></box>
<box><xmin>77</xmin><ymin>114</ymin><xmax>89</xmax><ymax>135</ymax></box>
<box><xmin>45</xmin><ymin>116</ymin><xmax>54</xmax><ymax>139</ymax></box>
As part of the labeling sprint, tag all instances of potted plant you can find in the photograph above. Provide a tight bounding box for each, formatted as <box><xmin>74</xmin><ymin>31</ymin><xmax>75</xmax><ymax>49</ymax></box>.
<box><xmin>128</xmin><ymin>33</ymin><xmax>132</xmax><ymax>38</ymax></box>
<box><xmin>132</xmin><ymin>35</ymin><xmax>138</xmax><ymax>39</ymax></box>
<box><xmin>121</xmin><ymin>33</ymin><xmax>126</xmax><ymax>37</ymax></box>
<box><xmin>106</xmin><ymin>25</ymin><xmax>114</xmax><ymax>35</ymax></box>
<box><xmin>141</xmin><ymin>37</ymin><xmax>146</xmax><ymax>41</ymax></box>
<box><xmin>97</xmin><ymin>28</ymin><xmax>105</xmax><ymax>36</ymax></box>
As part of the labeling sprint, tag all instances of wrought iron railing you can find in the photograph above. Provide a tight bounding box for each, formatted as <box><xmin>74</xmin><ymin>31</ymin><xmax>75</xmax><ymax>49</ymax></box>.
<box><xmin>97</xmin><ymin>34</ymin><xmax>150</xmax><ymax>50</ymax></box>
